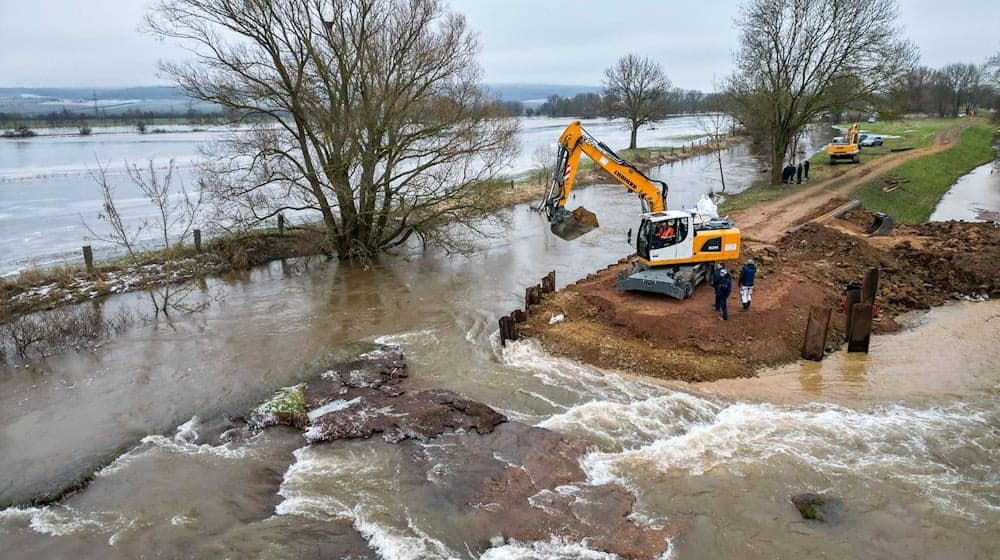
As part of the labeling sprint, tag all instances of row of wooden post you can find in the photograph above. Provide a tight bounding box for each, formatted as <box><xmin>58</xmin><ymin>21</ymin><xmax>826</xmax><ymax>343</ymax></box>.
<box><xmin>499</xmin><ymin>270</ymin><xmax>556</xmax><ymax>346</ymax></box>
<box><xmin>802</xmin><ymin>267</ymin><xmax>879</xmax><ymax>361</ymax></box>
<box><xmin>78</xmin><ymin>213</ymin><xmax>288</xmax><ymax>274</ymax></box>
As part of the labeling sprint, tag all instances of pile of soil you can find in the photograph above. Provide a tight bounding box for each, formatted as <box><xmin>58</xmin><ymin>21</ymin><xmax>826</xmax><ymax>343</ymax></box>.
<box><xmin>520</xmin><ymin>217</ymin><xmax>1000</xmax><ymax>382</ymax></box>
<box><xmin>571</xmin><ymin>206</ymin><xmax>600</xmax><ymax>227</ymax></box>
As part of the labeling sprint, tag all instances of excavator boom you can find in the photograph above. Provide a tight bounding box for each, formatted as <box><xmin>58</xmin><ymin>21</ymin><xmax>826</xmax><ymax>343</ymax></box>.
<box><xmin>543</xmin><ymin>121</ymin><xmax>668</xmax><ymax>240</ymax></box>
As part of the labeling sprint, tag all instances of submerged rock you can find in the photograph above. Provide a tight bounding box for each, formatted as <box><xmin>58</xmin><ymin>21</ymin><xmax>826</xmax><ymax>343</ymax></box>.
<box><xmin>410</xmin><ymin>423</ymin><xmax>677</xmax><ymax>559</ymax></box>
<box><xmin>246</xmin><ymin>344</ymin><xmax>506</xmax><ymax>444</ymax></box>
<box><xmin>790</xmin><ymin>492</ymin><xmax>843</xmax><ymax>522</ymax></box>
<box><xmin>304</xmin><ymin>389</ymin><xmax>505</xmax><ymax>444</ymax></box>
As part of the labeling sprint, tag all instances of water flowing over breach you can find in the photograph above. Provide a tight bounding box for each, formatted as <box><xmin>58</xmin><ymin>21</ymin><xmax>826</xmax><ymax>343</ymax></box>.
<box><xmin>2</xmin><ymin>153</ymin><xmax>997</xmax><ymax>558</ymax></box>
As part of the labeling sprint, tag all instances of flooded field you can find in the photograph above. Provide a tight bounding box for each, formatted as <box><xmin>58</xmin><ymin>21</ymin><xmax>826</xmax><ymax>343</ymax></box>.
<box><xmin>2</xmin><ymin>175</ymin><xmax>998</xmax><ymax>557</ymax></box>
<box><xmin>930</xmin><ymin>161</ymin><xmax>1000</xmax><ymax>222</ymax></box>
<box><xmin>0</xmin><ymin>116</ymin><xmax>727</xmax><ymax>274</ymax></box>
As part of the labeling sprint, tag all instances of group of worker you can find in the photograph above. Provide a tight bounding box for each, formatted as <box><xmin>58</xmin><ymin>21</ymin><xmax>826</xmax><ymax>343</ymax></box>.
<box><xmin>780</xmin><ymin>160</ymin><xmax>810</xmax><ymax>184</ymax></box>
<box><xmin>710</xmin><ymin>259</ymin><xmax>756</xmax><ymax>321</ymax></box>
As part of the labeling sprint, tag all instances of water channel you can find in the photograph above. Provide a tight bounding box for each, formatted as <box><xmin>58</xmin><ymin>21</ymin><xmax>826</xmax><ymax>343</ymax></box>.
<box><xmin>1</xmin><ymin>120</ymin><xmax>997</xmax><ymax>558</ymax></box>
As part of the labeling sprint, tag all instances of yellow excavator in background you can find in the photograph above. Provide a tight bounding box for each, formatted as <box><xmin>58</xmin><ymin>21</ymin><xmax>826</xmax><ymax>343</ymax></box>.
<box><xmin>542</xmin><ymin>121</ymin><xmax>741</xmax><ymax>299</ymax></box>
<box><xmin>826</xmin><ymin>123</ymin><xmax>861</xmax><ymax>164</ymax></box>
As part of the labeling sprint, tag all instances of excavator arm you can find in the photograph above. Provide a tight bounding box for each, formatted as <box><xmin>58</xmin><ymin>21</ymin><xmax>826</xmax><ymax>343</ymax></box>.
<box><xmin>543</xmin><ymin>121</ymin><xmax>669</xmax><ymax>240</ymax></box>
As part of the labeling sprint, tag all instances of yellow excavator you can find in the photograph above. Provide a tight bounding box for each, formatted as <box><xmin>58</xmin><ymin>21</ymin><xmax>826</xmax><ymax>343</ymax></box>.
<box><xmin>542</xmin><ymin>121</ymin><xmax>741</xmax><ymax>299</ymax></box>
<box><xmin>826</xmin><ymin>123</ymin><xmax>861</xmax><ymax>164</ymax></box>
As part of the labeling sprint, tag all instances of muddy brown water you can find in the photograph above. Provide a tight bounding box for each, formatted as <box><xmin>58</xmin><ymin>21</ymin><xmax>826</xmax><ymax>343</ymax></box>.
<box><xmin>2</xmin><ymin>149</ymin><xmax>998</xmax><ymax>558</ymax></box>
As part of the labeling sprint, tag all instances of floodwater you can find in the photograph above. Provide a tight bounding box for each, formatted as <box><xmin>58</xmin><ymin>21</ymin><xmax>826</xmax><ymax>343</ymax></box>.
<box><xmin>930</xmin><ymin>161</ymin><xmax>1000</xmax><ymax>222</ymax></box>
<box><xmin>2</xmin><ymin>178</ymin><xmax>998</xmax><ymax>558</ymax></box>
<box><xmin>3</xmin><ymin>127</ymin><xmax>995</xmax><ymax>559</ymax></box>
<box><xmin>0</xmin><ymin>115</ymin><xmax>732</xmax><ymax>274</ymax></box>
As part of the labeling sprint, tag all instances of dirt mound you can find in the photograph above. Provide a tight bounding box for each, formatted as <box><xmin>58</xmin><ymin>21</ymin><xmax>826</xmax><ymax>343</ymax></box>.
<box><xmin>571</xmin><ymin>206</ymin><xmax>600</xmax><ymax>227</ymax></box>
<box><xmin>521</xmin><ymin>220</ymin><xmax>999</xmax><ymax>382</ymax></box>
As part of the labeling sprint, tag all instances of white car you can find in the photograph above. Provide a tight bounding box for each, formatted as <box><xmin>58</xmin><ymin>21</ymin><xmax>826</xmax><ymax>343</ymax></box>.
<box><xmin>860</xmin><ymin>135</ymin><xmax>883</xmax><ymax>147</ymax></box>
<box><xmin>866</xmin><ymin>116</ymin><xmax>877</xmax><ymax>123</ymax></box>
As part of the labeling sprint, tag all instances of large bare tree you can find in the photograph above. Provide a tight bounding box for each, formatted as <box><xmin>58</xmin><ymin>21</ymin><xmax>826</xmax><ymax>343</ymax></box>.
<box><xmin>938</xmin><ymin>63</ymin><xmax>984</xmax><ymax>116</ymax></box>
<box><xmin>146</xmin><ymin>0</ymin><xmax>518</xmax><ymax>259</ymax></box>
<box><xmin>727</xmin><ymin>0</ymin><xmax>917</xmax><ymax>182</ymax></box>
<box><xmin>603</xmin><ymin>54</ymin><xmax>672</xmax><ymax>150</ymax></box>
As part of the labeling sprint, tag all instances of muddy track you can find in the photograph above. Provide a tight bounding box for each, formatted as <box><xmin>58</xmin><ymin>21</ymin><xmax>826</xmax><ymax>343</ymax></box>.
<box><xmin>732</xmin><ymin>121</ymin><xmax>975</xmax><ymax>244</ymax></box>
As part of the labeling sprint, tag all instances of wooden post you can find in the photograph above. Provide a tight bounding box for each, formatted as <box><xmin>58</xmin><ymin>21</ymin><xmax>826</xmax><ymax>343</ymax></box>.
<box><xmin>844</xmin><ymin>283</ymin><xmax>862</xmax><ymax>343</ymax></box>
<box><xmin>862</xmin><ymin>267</ymin><xmax>879</xmax><ymax>303</ymax></box>
<box><xmin>541</xmin><ymin>271</ymin><xmax>556</xmax><ymax>293</ymax></box>
<box><xmin>802</xmin><ymin>306</ymin><xmax>832</xmax><ymax>361</ymax></box>
<box><xmin>499</xmin><ymin>315</ymin><xmax>518</xmax><ymax>346</ymax></box>
<box><xmin>277</xmin><ymin>213</ymin><xmax>285</xmax><ymax>234</ymax></box>
<box><xmin>82</xmin><ymin>245</ymin><xmax>94</xmax><ymax>273</ymax></box>
<box><xmin>512</xmin><ymin>309</ymin><xmax>526</xmax><ymax>323</ymax></box>
<box><xmin>193</xmin><ymin>229</ymin><xmax>202</xmax><ymax>252</ymax></box>
<box><xmin>847</xmin><ymin>303</ymin><xmax>874</xmax><ymax>353</ymax></box>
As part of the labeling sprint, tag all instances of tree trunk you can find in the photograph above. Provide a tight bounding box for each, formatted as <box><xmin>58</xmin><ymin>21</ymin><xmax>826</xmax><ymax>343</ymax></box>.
<box><xmin>716</xmin><ymin>144</ymin><xmax>727</xmax><ymax>193</ymax></box>
<box><xmin>769</xmin><ymin>133</ymin><xmax>791</xmax><ymax>184</ymax></box>
<box><xmin>629</xmin><ymin>123</ymin><xmax>638</xmax><ymax>150</ymax></box>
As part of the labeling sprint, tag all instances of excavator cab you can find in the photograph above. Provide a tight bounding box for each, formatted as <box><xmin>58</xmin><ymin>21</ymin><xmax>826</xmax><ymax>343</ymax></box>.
<box><xmin>637</xmin><ymin>212</ymin><xmax>693</xmax><ymax>262</ymax></box>
<box><xmin>636</xmin><ymin>211</ymin><xmax>692</xmax><ymax>261</ymax></box>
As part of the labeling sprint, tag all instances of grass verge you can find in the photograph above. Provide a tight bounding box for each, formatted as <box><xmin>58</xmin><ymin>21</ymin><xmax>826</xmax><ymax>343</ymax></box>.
<box><xmin>720</xmin><ymin>117</ymin><xmax>970</xmax><ymax>214</ymax></box>
<box><xmin>852</xmin><ymin>122</ymin><xmax>997</xmax><ymax>224</ymax></box>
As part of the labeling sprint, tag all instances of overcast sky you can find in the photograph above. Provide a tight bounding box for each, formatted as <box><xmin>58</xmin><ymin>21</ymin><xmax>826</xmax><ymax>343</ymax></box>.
<box><xmin>0</xmin><ymin>0</ymin><xmax>997</xmax><ymax>90</ymax></box>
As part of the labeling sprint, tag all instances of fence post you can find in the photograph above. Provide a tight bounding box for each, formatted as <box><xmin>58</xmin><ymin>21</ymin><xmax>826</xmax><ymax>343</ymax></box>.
<box><xmin>844</xmin><ymin>283</ymin><xmax>862</xmax><ymax>343</ymax></box>
<box><xmin>278</xmin><ymin>214</ymin><xmax>285</xmax><ymax>234</ymax></box>
<box><xmin>193</xmin><ymin>229</ymin><xmax>202</xmax><ymax>252</ymax></box>
<box><xmin>82</xmin><ymin>245</ymin><xmax>94</xmax><ymax>273</ymax></box>
<box><xmin>847</xmin><ymin>303</ymin><xmax>874</xmax><ymax>353</ymax></box>
<box><xmin>862</xmin><ymin>267</ymin><xmax>879</xmax><ymax>303</ymax></box>
<box><xmin>802</xmin><ymin>306</ymin><xmax>832</xmax><ymax>361</ymax></box>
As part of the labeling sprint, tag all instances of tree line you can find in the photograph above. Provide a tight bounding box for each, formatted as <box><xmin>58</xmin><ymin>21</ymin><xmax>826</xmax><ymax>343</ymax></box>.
<box><xmin>888</xmin><ymin>63</ymin><xmax>998</xmax><ymax>118</ymax></box>
<box><xmin>0</xmin><ymin>107</ymin><xmax>230</xmax><ymax>131</ymax></box>
<box><xmin>724</xmin><ymin>0</ymin><xmax>999</xmax><ymax>183</ymax></box>
<box><xmin>528</xmin><ymin>88</ymin><xmax>717</xmax><ymax>119</ymax></box>
<box><xmin>73</xmin><ymin>0</ymin><xmax>999</xmax><ymax>261</ymax></box>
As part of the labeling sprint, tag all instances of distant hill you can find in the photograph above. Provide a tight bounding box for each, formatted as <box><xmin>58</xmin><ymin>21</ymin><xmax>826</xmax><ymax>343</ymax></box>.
<box><xmin>484</xmin><ymin>83</ymin><xmax>602</xmax><ymax>103</ymax></box>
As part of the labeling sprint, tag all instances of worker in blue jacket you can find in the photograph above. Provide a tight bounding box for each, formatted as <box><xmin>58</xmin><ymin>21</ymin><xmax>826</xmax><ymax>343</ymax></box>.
<box><xmin>711</xmin><ymin>263</ymin><xmax>732</xmax><ymax>320</ymax></box>
<box><xmin>739</xmin><ymin>259</ymin><xmax>757</xmax><ymax>311</ymax></box>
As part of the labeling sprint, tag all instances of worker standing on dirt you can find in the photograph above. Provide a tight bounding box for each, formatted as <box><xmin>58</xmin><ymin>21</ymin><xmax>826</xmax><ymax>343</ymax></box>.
<box><xmin>739</xmin><ymin>259</ymin><xmax>756</xmax><ymax>312</ymax></box>
<box><xmin>803</xmin><ymin>160</ymin><xmax>810</xmax><ymax>181</ymax></box>
<box><xmin>711</xmin><ymin>263</ymin><xmax>731</xmax><ymax>319</ymax></box>
<box><xmin>717</xmin><ymin>266</ymin><xmax>732</xmax><ymax>320</ymax></box>
<box><xmin>796</xmin><ymin>162</ymin><xmax>803</xmax><ymax>184</ymax></box>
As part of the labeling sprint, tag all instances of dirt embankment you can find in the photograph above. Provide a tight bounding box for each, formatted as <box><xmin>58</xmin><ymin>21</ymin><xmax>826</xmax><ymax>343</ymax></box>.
<box><xmin>520</xmin><ymin>211</ymin><xmax>1000</xmax><ymax>383</ymax></box>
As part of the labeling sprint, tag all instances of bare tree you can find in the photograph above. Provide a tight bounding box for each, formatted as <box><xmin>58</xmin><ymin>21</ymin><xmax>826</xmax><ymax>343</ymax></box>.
<box><xmin>146</xmin><ymin>0</ymin><xmax>518</xmax><ymax>260</ymax></box>
<box><xmin>698</xmin><ymin>93</ymin><xmax>733</xmax><ymax>193</ymax></box>
<box><xmin>86</xmin><ymin>159</ymin><xmax>205</xmax><ymax>316</ymax></box>
<box><xmin>727</xmin><ymin>0</ymin><xmax>917</xmax><ymax>183</ymax></box>
<box><xmin>603</xmin><ymin>54</ymin><xmax>672</xmax><ymax>150</ymax></box>
<box><xmin>938</xmin><ymin>63</ymin><xmax>984</xmax><ymax>116</ymax></box>
<box><xmin>530</xmin><ymin>144</ymin><xmax>559</xmax><ymax>188</ymax></box>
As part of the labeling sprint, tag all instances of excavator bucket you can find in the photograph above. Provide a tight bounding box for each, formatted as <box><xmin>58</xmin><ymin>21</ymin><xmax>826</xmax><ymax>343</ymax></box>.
<box><xmin>549</xmin><ymin>206</ymin><xmax>600</xmax><ymax>240</ymax></box>
<box><xmin>865</xmin><ymin>212</ymin><xmax>895</xmax><ymax>236</ymax></box>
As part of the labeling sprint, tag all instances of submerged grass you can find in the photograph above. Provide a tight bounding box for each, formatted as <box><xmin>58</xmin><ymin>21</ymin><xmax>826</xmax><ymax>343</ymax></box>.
<box><xmin>255</xmin><ymin>384</ymin><xmax>307</xmax><ymax>416</ymax></box>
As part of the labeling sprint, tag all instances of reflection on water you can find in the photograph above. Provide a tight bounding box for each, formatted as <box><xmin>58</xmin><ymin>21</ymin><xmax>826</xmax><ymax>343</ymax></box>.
<box><xmin>930</xmin><ymin>161</ymin><xmax>1000</xmax><ymax>222</ymax></box>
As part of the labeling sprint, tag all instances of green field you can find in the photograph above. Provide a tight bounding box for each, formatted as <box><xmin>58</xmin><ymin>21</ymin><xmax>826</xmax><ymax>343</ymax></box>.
<box><xmin>720</xmin><ymin>117</ymin><xmax>971</xmax><ymax>214</ymax></box>
<box><xmin>853</xmin><ymin>122</ymin><xmax>996</xmax><ymax>223</ymax></box>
